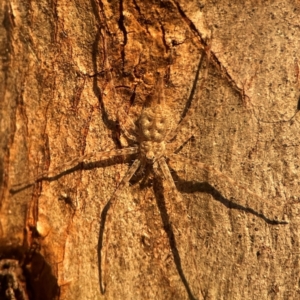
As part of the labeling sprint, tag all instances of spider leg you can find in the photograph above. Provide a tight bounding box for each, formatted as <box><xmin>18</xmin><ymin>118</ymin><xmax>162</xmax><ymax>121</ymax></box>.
<box><xmin>168</xmin><ymin>154</ymin><xmax>288</xmax><ymax>223</ymax></box>
<box><xmin>100</xmin><ymin>158</ymin><xmax>141</xmax><ymax>293</ymax></box>
<box><xmin>167</xmin><ymin>131</ymin><xmax>194</xmax><ymax>155</ymax></box>
<box><xmin>153</xmin><ymin>160</ymin><xmax>162</xmax><ymax>177</ymax></box>
<box><xmin>167</xmin><ymin>43</ymin><xmax>211</xmax><ymax>143</ymax></box>
<box><xmin>157</xmin><ymin>157</ymin><xmax>182</xmax><ymax>203</ymax></box>
<box><xmin>11</xmin><ymin>147</ymin><xmax>139</xmax><ymax>192</ymax></box>
<box><xmin>47</xmin><ymin>146</ymin><xmax>138</xmax><ymax>177</ymax></box>
<box><xmin>101</xmin><ymin>28</ymin><xmax>138</xmax><ymax>141</ymax></box>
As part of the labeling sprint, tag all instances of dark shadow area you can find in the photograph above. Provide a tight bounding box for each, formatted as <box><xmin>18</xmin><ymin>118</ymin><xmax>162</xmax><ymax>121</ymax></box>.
<box><xmin>23</xmin><ymin>252</ymin><xmax>59</xmax><ymax>300</ymax></box>
<box><xmin>96</xmin><ymin>160</ymin><xmax>288</xmax><ymax>299</ymax></box>
<box><xmin>10</xmin><ymin>154</ymin><xmax>136</xmax><ymax>194</ymax></box>
<box><xmin>0</xmin><ymin>245</ymin><xmax>59</xmax><ymax>300</ymax></box>
<box><xmin>153</xmin><ymin>176</ymin><xmax>198</xmax><ymax>300</ymax></box>
<box><xmin>180</xmin><ymin>47</ymin><xmax>206</xmax><ymax>122</ymax></box>
<box><xmin>97</xmin><ymin>163</ymin><xmax>150</xmax><ymax>294</ymax></box>
<box><xmin>90</xmin><ymin>23</ymin><xmax>139</xmax><ymax>150</ymax></box>
<box><xmin>171</xmin><ymin>168</ymin><xmax>288</xmax><ymax>225</ymax></box>
<box><xmin>90</xmin><ymin>0</ymin><xmax>118</xmax><ymax>134</ymax></box>
<box><xmin>90</xmin><ymin>0</ymin><xmax>138</xmax><ymax>148</ymax></box>
<box><xmin>97</xmin><ymin>199</ymin><xmax>111</xmax><ymax>294</ymax></box>
<box><xmin>0</xmin><ymin>258</ymin><xmax>29</xmax><ymax>300</ymax></box>
<box><xmin>91</xmin><ymin>29</ymin><xmax>118</xmax><ymax>134</ymax></box>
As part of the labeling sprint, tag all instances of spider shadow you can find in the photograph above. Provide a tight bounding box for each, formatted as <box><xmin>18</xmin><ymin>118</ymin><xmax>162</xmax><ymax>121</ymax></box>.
<box><xmin>10</xmin><ymin>155</ymin><xmax>135</xmax><ymax>195</ymax></box>
<box><xmin>150</xmin><ymin>168</ymin><xmax>287</xmax><ymax>300</ymax></box>
<box><xmin>96</xmin><ymin>165</ymin><xmax>155</xmax><ymax>295</ymax></box>
<box><xmin>97</xmin><ymin>165</ymin><xmax>198</xmax><ymax>300</ymax></box>
<box><xmin>152</xmin><ymin>175</ymin><xmax>198</xmax><ymax>300</ymax></box>
<box><xmin>91</xmin><ymin>14</ymin><xmax>116</xmax><ymax>134</ymax></box>
<box><xmin>96</xmin><ymin>163</ymin><xmax>287</xmax><ymax>299</ymax></box>
<box><xmin>171</xmin><ymin>169</ymin><xmax>287</xmax><ymax>225</ymax></box>
<box><xmin>90</xmin><ymin>19</ymin><xmax>137</xmax><ymax>149</ymax></box>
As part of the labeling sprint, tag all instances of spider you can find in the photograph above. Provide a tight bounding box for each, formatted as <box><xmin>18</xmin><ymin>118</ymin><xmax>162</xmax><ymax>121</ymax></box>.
<box><xmin>0</xmin><ymin>259</ymin><xmax>29</xmax><ymax>300</ymax></box>
<box><xmin>11</xmin><ymin>34</ymin><xmax>287</xmax><ymax>294</ymax></box>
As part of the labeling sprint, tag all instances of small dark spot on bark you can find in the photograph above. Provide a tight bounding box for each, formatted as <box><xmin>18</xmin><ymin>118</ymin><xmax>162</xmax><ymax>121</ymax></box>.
<box><xmin>297</xmin><ymin>95</ymin><xmax>300</xmax><ymax>110</ymax></box>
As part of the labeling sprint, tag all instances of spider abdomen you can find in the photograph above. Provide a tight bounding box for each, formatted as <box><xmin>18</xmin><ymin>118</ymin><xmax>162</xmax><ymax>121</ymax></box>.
<box><xmin>139</xmin><ymin>107</ymin><xmax>170</xmax><ymax>142</ymax></box>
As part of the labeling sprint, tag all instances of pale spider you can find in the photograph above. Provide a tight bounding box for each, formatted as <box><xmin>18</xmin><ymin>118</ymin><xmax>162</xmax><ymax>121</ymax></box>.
<box><xmin>12</xmin><ymin>37</ymin><xmax>287</xmax><ymax>294</ymax></box>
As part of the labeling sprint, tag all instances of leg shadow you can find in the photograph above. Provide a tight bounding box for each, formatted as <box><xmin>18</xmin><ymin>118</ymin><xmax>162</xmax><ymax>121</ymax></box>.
<box><xmin>153</xmin><ymin>176</ymin><xmax>198</xmax><ymax>300</ymax></box>
<box><xmin>171</xmin><ymin>170</ymin><xmax>288</xmax><ymax>225</ymax></box>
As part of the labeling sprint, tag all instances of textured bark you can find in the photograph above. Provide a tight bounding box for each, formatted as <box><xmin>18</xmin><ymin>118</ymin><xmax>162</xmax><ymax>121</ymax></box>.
<box><xmin>1</xmin><ymin>0</ymin><xmax>300</xmax><ymax>299</ymax></box>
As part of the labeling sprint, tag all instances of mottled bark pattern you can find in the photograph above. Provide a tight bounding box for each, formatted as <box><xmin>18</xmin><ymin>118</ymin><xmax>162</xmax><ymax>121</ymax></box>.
<box><xmin>1</xmin><ymin>0</ymin><xmax>300</xmax><ymax>299</ymax></box>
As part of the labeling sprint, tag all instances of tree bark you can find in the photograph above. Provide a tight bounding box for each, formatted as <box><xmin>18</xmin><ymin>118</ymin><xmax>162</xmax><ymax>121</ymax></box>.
<box><xmin>1</xmin><ymin>0</ymin><xmax>300</xmax><ymax>299</ymax></box>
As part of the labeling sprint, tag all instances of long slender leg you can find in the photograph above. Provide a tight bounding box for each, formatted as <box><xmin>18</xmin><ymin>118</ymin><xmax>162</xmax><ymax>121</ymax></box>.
<box><xmin>101</xmin><ymin>29</ymin><xmax>138</xmax><ymax>141</ymax></box>
<box><xmin>158</xmin><ymin>157</ymin><xmax>182</xmax><ymax>203</ymax></box>
<box><xmin>168</xmin><ymin>154</ymin><xmax>288</xmax><ymax>223</ymax></box>
<box><xmin>11</xmin><ymin>147</ymin><xmax>139</xmax><ymax>192</ymax></box>
<box><xmin>167</xmin><ymin>43</ymin><xmax>211</xmax><ymax>143</ymax></box>
<box><xmin>48</xmin><ymin>147</ymin><xmax>139</xmax><ymax>177</ymax></box>
<box><xmin>100</xmin><ymin>158</ymin><xmax>141</xmax><ymax>293</ymax></box>
<box><xmin>167</xmin><ymin>132</ymin><xmax>194</xmax><ymax>155</ymax></box>
<box><xmin>156</xmin><ymin>157</ymin><xmax>196</xmax><ymax>299</ymax></box>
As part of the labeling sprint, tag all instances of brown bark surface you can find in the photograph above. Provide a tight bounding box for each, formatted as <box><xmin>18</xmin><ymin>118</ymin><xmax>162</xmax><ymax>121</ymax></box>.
<box><xmin>1</xmin><ymin>0</ymin><xmax>300</xmax><ymax>299</ymax></box>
